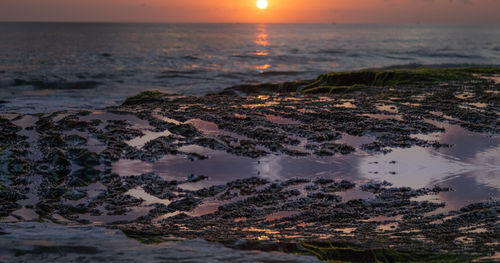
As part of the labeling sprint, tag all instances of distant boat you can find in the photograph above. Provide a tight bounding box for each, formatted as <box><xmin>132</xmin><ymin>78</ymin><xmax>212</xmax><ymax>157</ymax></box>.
<box><xmin>331</xmin><ymin>22</ymin><xmax>337</xmax><ymax>25</ymax></box>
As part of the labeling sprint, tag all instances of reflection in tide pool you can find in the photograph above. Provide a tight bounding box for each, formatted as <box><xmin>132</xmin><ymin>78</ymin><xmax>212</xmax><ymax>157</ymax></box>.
<box><xmin>359</xmin><ymin>123</ymin><xmax>500</xmax><ymax>210</ymax></box>
<box><xmin>358</xmin><ymin>147</ymin><xmax>474</xmax><ymax>188</ymax></box>
<box><xmin>112</xmin><ymin>121</ymin><xmax>499</xmax><ymax>213</ymax></box>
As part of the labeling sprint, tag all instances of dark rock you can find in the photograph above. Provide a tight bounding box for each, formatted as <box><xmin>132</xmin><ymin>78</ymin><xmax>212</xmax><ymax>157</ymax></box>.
<box><xmin>360</xmin><ymin>181</ymin><xmax>393</xmax><ymax>193</ymax></box>
<box><xmin>64</xmin><ymin>189</ymin><xmax>87</xmax><ymax>201</ymax></box>
<box><xmin>187</xmin><ymin>174</ymin><xmax>208</xmax><ymax>183</ymax></box>
<box><xmin>360</xmin><ymin>142</ymin><xmax>392</xmax><ymax>154</ymax></box>
<box><xmin>314</xmin><ymin>178</ymin><xmax>334</xmax><ymax>185</ymax></box>
<box><xmin>36</xmin><ymin>148</ymin><xmax>71</xmax><ymax>182</ymax></box>
<box><xmin>63</xmin><ymin>135</ymin><xmax>88</xmax><ymax>147</ymax></box>
<box><xmin>187</xmin><ymin>153</ymin><xmax>208</xmax><ymax>162</ymax></box>
<box><xmin>39</xmin><ymin>134</ymin><xmax>66</xmax><ymax>148</ymax></box>
<box><xmin>168</xmin><ymin>197</ymin><xmax>201</xmax><ymax>211</ymax></box>
<box><xmin>195</xmin><ymin>185</ymin><xmax>227</xmax><ymax>198</ymax></box>
<box><xmin>67</xmin><ymin>148</ymin><xmax>100</xmax><ymax>167</ymax></box>
<box><xmin>66</xmin><ymin>168</ymin><xmax>101</xmax><ymax>187</ymax></box>
<box><xmin>169</xmin><ymin>124</ymin><xmax>200</xmax><ymax>137</ymax></box>
<box><xmin>41</xmin><ymin>187</ymin><xmax>67</xmax><ymax>200</ymax></box>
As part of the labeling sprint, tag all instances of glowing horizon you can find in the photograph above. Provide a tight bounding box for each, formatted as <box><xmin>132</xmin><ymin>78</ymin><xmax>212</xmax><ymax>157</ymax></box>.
<box><xmin>0</xmin><ymin>0</ymin><xmax>499</xmax><ymax>24</ymax></box>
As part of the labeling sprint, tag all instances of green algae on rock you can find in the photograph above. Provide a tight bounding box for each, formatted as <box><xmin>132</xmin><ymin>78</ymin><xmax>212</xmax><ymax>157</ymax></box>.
<box><xmin>299</xmin><ymin>84</ymin><xmax>367</xmax><ymax>95</ymax></box>
<box><xmin>226</xmin><ymin>241</ymin><xmax>478</xmax><ymax>263</ymax></box>
<box><xmin>214</xmin><ymin>67</ymin><xmax>500</xmax><ymax>95</ymax></box>
<box><xmin>218</xmin><ymin>79</ymin><xmax>314</xmax><ymax>95</ymax></box>
<box><xmin>298</xmin><ymin>242</ymin><xmax>476</xmax><ymax>263</ymax></box>
<box><xmin>300</xmin><ymin>67</ymin><xmax>500</xmax><ymax>94</ymax></box>
<box><xmin>123</xmin><ymin>90</ymin><xmax>182</xmax><ymax>105</ymax></box>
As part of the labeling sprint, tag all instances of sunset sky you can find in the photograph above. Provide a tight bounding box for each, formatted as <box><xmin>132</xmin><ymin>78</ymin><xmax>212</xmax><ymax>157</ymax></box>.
<box><xmin>1</xmin><ymin>0</ymin><xmax>499</xmax><ymax>24</ymax></box>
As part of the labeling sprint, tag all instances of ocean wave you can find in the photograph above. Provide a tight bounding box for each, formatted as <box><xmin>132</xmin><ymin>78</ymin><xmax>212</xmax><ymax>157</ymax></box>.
<box><xmin>381</xmin><ymin>55</ymin><xmax>416</xmax><ymax>60</ymax></box>
<box><xmin>0</xmin><ymin>222</ymin><xmax>321</xmax><ymax>263</ymax></box>
<box><xmin>160</xmin><ymin>69</ymin><xmax>205</xmax><ymax>75</ymax></box>
<box><xmin>232</xmin><ymin>54</ymin><xmax>263</xmax><ymax>59</ymax></box>
<box><xmin>379</xmin><ymin>63</ymin><xmax>500</xmax><ymax>70</ymax></box>
<box><xmin>347</xmin><ymin>53</ymin><xmax>363</xmax><ymax>58</ymax></box>
<box><xmin>258</xmin><ymin>71</ymin><xmax>306</xmax><ymax>76</ymax></box>
<box><xmin>215</xmin><ymin>72</ymin><xmax>248</xmax><ymax>79</ymax></box>
<box><xmin>156</xmin><ymin>69</ymin><xmax>208</xmax><ymax>79</ymax></box>
<box><xmin>315</xmin><ymin>49</ymin><xmax>346</xmax><ymax>55</ymax></box>
<box><xmin>155</xmin><ymin>75</ymin><xmax>210</xmax><ymax>80</ymax></box>
<box><xmin>430</xmin><ymin>53</ymin><xmax>482</xmax><ymax>59</ymax></box>
<box><xmin>275</xmin><ymin>55</ymin><xmax>312</xmax><ymax>63</ymax></box>
<box><xmin>0</xmin><ymin>80</ymin><xmax>11</xmax><ymax>88</ymax></box>
<box><xmin>12</xmin><ymin>79</ymin><xmax>102</xmax><ymax>90</ymax></box>
<box><xmin>89</xmin><ymin>73</ymin><xmax>118</xmax><ymax>79</ymax></box>
<box><xmin>405</xmin><ymin>50</ymin><xmax>483</xmax><ymax>59</ymax></box>
<box><xmin>183</xmin><ymin>55</ymin><xmax>200</xmax><ymax>60</ymax></box>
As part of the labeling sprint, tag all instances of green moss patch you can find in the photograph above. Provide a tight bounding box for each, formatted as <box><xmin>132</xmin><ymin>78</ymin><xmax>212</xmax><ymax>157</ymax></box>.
<box><xmin>301</xmin><ymin>67</ymin><xmax>500</xmax><ymax>94</ymax></box>
<box><xmin>301</xmin><ymin>85</ymin><xmax>366</xmax><ymax>94</ymax></box>
<box><xmin>124</xmin><ymin>231</ymin><xmax>167</xmax><ymax>245</ymax></box>
<box><xmin>300</xmin><ymin>242</ymin><xmax>477</xmax><ymax>263</ymax></box>
<box><xmin>123</xmin><ymin>90</ymin><xmax>180</xmax><ymax>105</ymax></box>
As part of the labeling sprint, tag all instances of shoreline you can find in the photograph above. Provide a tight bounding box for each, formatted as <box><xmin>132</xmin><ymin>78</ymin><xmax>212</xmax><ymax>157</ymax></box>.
<box><xmin>2</xmin><ymin>64</ymin><xmax>500</xmax><ymax>114</ymax></box>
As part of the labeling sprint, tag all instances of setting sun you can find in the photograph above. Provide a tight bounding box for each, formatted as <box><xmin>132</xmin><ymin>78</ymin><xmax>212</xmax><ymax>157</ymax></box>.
<box><xmin>256</xmin><ymin>0</ymin><xmax>268</xmax><ymax>10</ymax></box>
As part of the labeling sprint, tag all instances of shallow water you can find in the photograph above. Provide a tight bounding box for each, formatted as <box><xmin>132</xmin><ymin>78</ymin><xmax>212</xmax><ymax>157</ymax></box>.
<box><xmin>111</xmin><ymin>118</ymin><xmax>499</xmax><ymax>216</ymax></box>
<box><xmin>0</xmin><ymin>222</ymin><xmax>321</xmax><ymax>263</ymax></box>
<box><xmin>1</xmin><ymin>23</ymin><xmax>500</xmax><ymax>112</ymax></box>
<box><xmin>1</xmin><ymin>85</ymin><xmax>499</xmax><ymax>225</ymax></box>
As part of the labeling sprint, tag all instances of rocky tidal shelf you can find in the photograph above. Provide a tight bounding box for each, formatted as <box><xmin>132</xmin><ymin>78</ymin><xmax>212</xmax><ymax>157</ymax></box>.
<box><xmin>1</xmin><ymin>68</ymin><xmax>499</xmax><ymax>262</ymax></box>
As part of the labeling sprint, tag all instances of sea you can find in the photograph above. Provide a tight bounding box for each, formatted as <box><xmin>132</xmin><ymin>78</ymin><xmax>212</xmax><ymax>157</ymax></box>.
<box><xmin>0</xmin><ymin>22</ymin><xmax>500</xmax><ymax>112</ymax></box>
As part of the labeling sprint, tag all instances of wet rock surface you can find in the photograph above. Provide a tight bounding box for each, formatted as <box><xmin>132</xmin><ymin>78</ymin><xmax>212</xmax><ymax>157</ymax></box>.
<box><xmin>0</xmin><ymin>79</ymin><xmax>499</xmax><ymax>261</ymax></box>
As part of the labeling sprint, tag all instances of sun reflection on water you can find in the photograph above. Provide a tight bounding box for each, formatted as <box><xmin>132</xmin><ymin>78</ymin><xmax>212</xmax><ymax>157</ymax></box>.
<box><xmin>254</xmin><ymin>24</ymin><xmax>269</xmax><ymax>47</ymax></box>
<box><xmin>255</xmin><ymin>64</ymin><xmax>271</xmax><ymax>70</ymax></box>
<box><xmin>254</xmin><ymin>24</ymin><xmax>271</xmax><ymax>72</ymax></box>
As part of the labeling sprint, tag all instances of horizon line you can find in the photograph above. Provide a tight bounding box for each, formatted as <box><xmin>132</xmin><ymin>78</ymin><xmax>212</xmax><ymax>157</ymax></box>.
<box><xmin>1</xmin><ymin>21</ymin><xmax>499</xmax><ymax>25</ymax></box>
